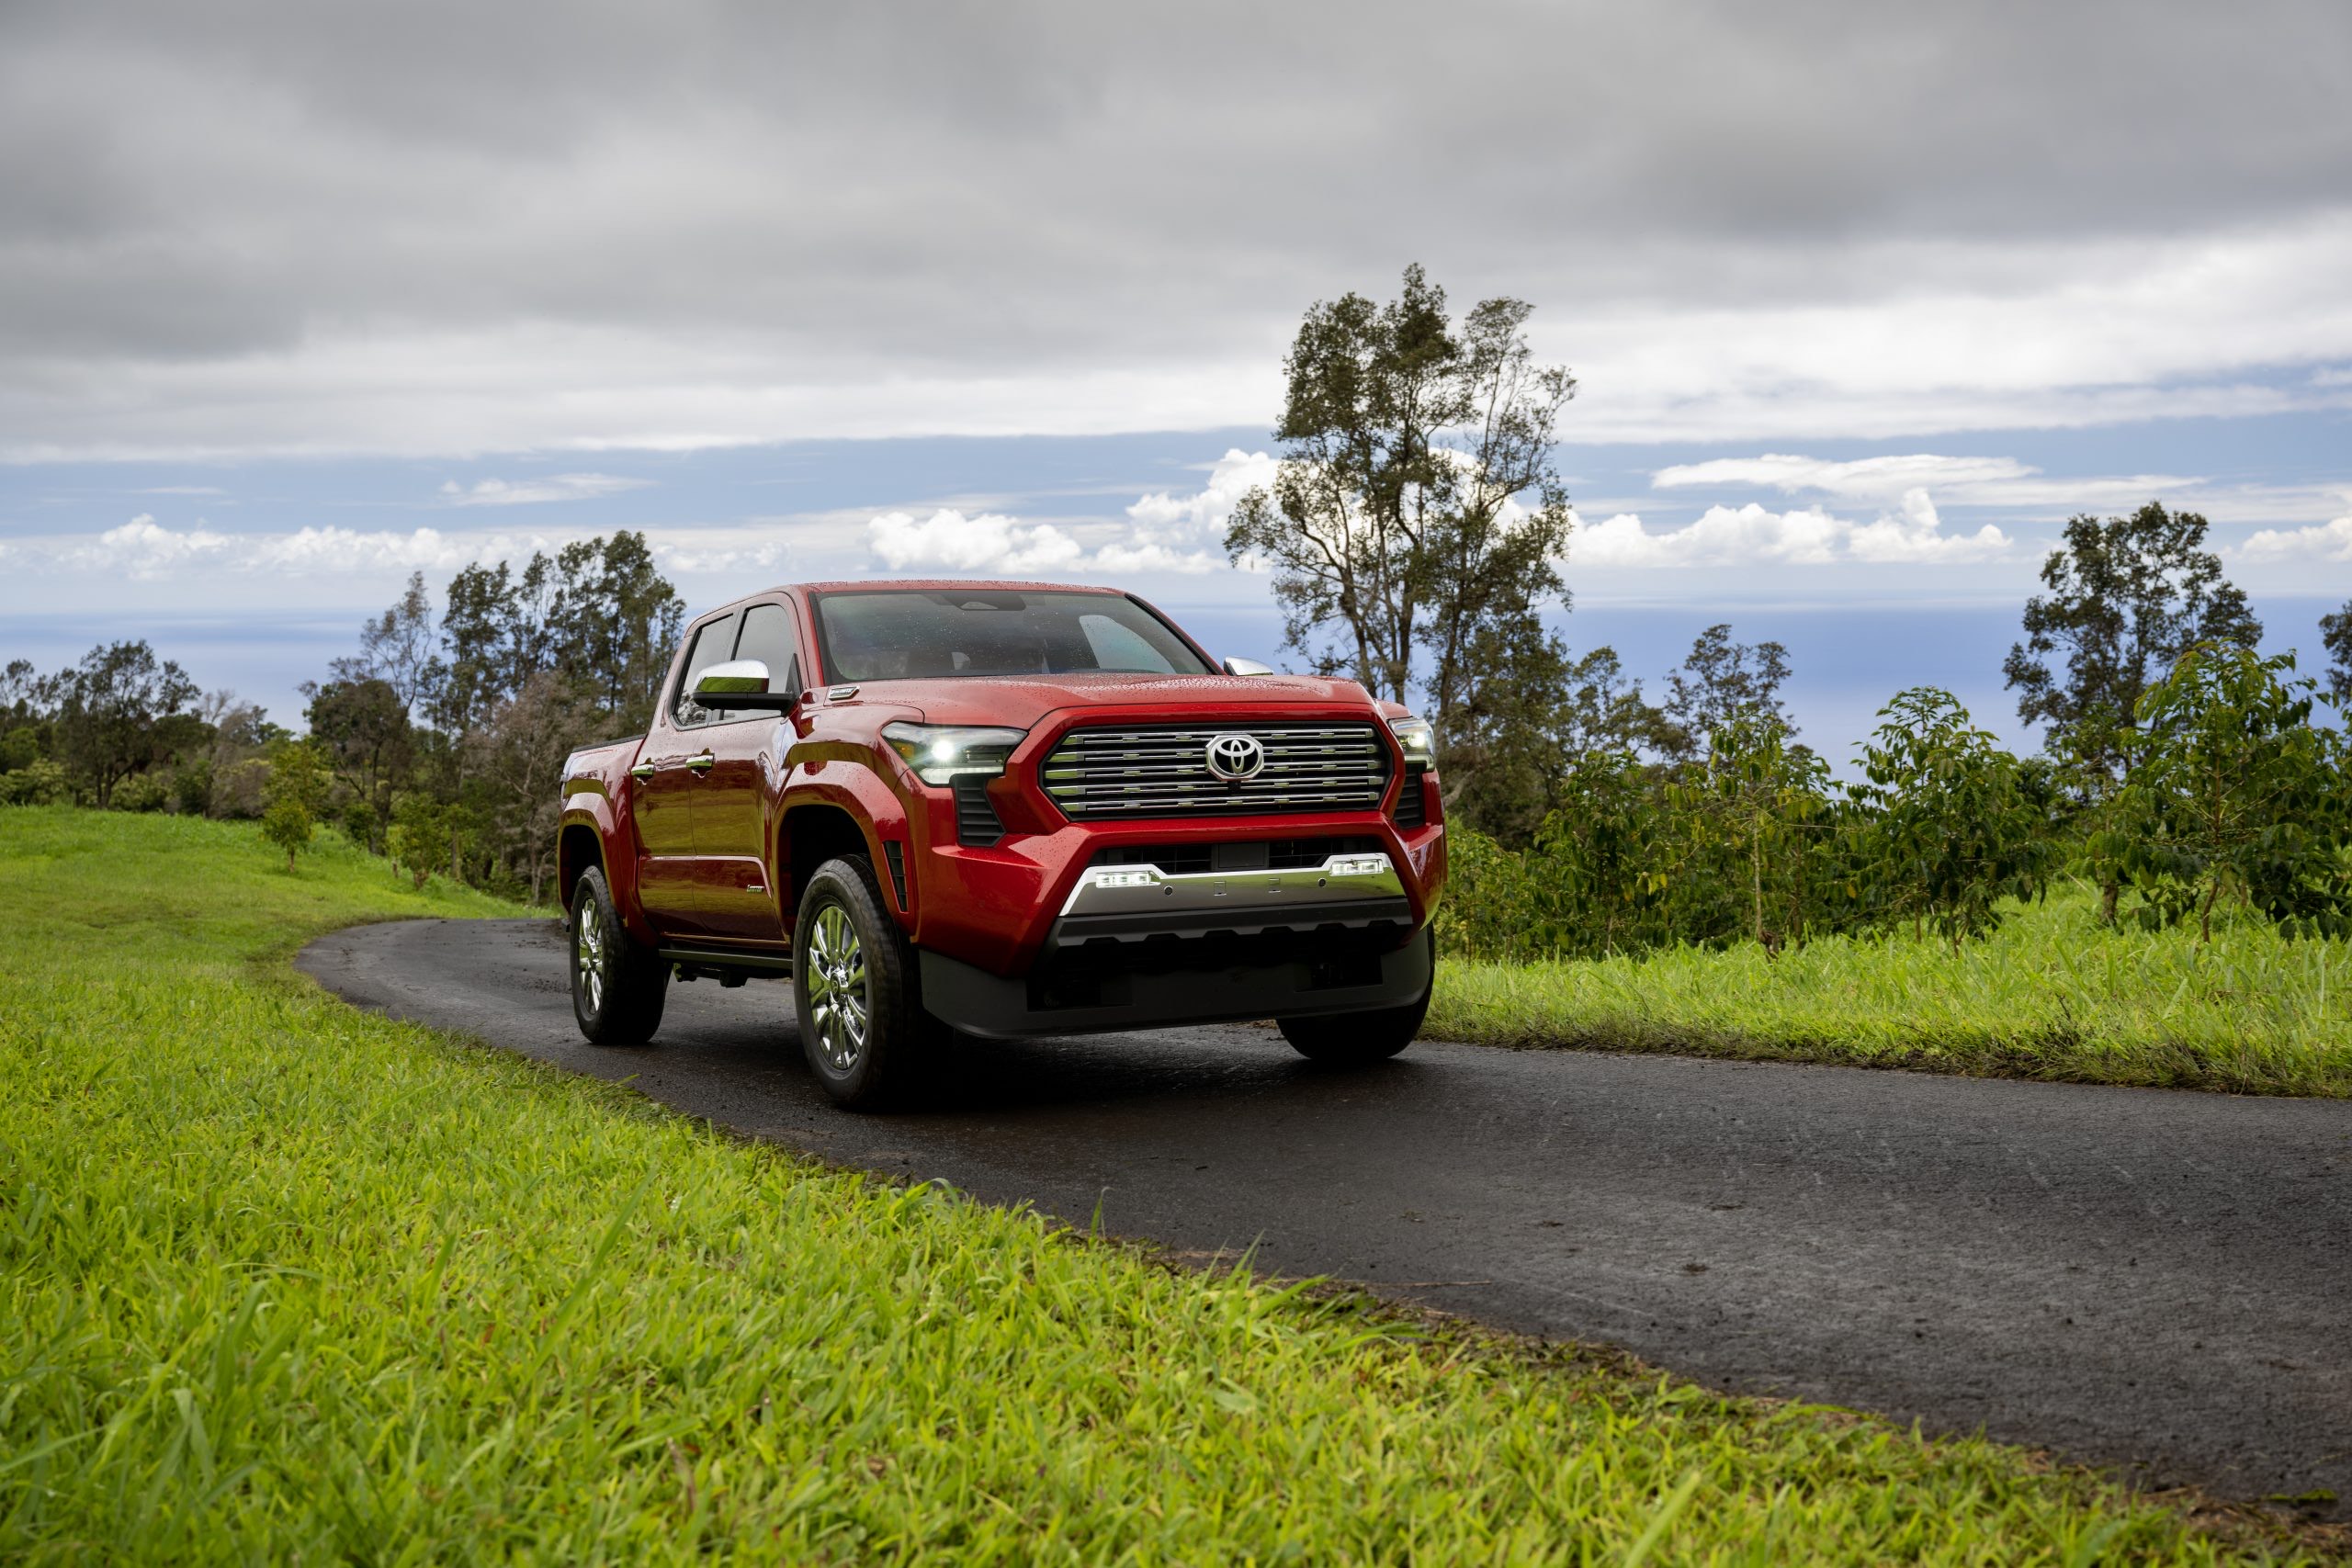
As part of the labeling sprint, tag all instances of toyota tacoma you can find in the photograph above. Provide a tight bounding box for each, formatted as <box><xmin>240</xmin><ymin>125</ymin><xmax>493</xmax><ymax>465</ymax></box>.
<box><xmin>557</xmin><ymin>581</ymin><xmax>1446</xmax><ymax>1107</ymax></box>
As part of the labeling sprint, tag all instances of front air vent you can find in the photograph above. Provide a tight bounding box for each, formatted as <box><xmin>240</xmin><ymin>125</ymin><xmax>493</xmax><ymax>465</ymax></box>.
<box><xmin>1393</xmin><ymin>778</ymin><xmax>1427</xmax><ymax>828</ymax></box>
<box><xmin>1042</xmin><ymin>724</ymin><xmax>1389</xmax><ymax>820</ymax></box>
<box><xmin>953</xmin><ymin>775</ymin><xmax>1007</xmax><ymax>846</ymax></box>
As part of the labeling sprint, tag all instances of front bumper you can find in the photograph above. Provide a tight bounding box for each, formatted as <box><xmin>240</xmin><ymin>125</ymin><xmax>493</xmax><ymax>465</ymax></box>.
<box><xmin>920</xmin><ymin>927</ymin><xmax>1433</xmax><ymax>1040</ymax></box>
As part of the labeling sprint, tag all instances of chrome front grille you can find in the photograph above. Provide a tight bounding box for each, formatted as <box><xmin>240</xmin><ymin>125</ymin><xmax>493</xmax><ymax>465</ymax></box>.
<box><xmin>1041</xmin><ymin>723</ymin><xmax>1389</xmax><ymax>819</ymax></box>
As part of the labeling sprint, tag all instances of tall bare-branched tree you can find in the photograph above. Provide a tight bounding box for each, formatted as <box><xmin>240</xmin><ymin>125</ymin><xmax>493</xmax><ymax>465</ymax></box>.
<box><xmin>1225</xmin><ymin>265</ymin><xmax>1575</xmax><ymax>750</ymax></box>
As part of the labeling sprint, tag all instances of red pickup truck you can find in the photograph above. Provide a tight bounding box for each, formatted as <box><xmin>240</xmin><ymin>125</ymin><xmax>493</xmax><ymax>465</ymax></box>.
<box><xmin>557</xmin><ymin>581</ymin><xmax>1446</xmax><ymax>1107</ymax></box>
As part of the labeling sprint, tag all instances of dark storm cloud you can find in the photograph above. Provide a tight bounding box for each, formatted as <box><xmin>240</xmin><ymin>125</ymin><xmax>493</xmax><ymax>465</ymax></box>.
<box><xmin>1</xmin><ymin>0</ymin><xmax>2347</xmax><ymax>451</ymax></box>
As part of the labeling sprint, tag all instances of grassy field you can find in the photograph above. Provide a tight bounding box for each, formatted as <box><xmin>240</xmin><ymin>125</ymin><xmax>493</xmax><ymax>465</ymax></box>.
<box><xmin>1430</xmin><ymin>886</ymin><xmax>2352</xmax><ymax>1098</ymax></box>
<box><xmin>0</xmin><ymin>807</ymin><xmax>2328</xmax><ymax>1562</ymax></box>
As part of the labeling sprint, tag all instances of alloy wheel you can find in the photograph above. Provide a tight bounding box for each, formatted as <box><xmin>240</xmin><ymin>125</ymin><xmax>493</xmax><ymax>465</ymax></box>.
<box><xmin>576</xmin><ymin>901</ymin><xmax>607</xmax><ymax>1013</ymax></box>
<box><xmin>804</xmin><ymin>903</ymin><xmax>870</xmax><ymax>1073</ymax></box>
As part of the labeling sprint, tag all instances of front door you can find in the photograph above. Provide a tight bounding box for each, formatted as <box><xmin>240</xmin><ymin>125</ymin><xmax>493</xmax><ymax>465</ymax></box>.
<box><xmin>691</xmin><ymin>600</ymin><xmax>803</xmax><ymax>943</ymax></box>
<box><xmin>695</xmin><ymin>716</ymin><xmax>788</xmax><ymax>942</ymax></box>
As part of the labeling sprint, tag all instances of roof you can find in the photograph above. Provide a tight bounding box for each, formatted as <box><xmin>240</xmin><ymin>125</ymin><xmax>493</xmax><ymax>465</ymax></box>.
<box><xmin>787</xmin><ymin>580</ymin><xmax>1126</xmax><ymax>595</ymax></box>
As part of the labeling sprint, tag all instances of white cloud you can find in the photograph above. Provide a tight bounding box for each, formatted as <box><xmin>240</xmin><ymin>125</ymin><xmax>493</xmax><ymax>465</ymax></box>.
<box><xmin>1125</xmin><ymin>449</ymin><xmax>1276</xmax><ymax>537</ymax></box>
<box><xmin>867</xmin><ymin>509</ymin><xmax>1085</xmax><ymax>575</ymax></box>
<box><xmin>1571</xmin><ymin>490</ymin><xmax>2010</xmax><ymax>569</ymax></box>
<box><xmin>253</xmin><ymin>525</ymin><xmax>473</xmax><ymax>572</ymax></box>
<box><xmin>89</xmin><ymin>513</ymin><xmax>236</xmax><ymax>578</ymax></box>
<box><xmin>865</xmin><ymin>454</ymin><xmax>1278</xmax><ymax>579</ymax></box>
<box><xmin>656</xmin><ymin>540</ymin><xmax>792</xmax><ymax>576</ymax></box>
<box><xmin>1654</xmin><ymin>453</ymin><xmax>2036</xmax><ymax>498</ymax></box>
<box><xmin>1845</xmin><ymin>489</ymin><xmax>2014</xmax><ymax>564</ymax></box>
<box><xmin>1106</xmin><ymin>447</ymin><xmax>1273</xmax><ymax>573</ymax></box>
<box><xmin>438</xmin><ymin>472</ymin><xmax>653</xmax><ymax>507</ymax></box>
<box><xmin>2239</xmin><ymin>513</ymin><xmax>2352</xmax><ymax>562</ymax></box>
<box><xmin>1649</xmin><ymin>451</ymin><xmax>2201</xmax><ymax>513</ymax></box>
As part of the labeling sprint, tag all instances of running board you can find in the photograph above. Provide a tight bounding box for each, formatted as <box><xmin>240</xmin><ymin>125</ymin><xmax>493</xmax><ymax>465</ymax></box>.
<box><xmin>658</xmin><ymin>946</ymin><xmax>794</xmax><ymax>985</ymax></box>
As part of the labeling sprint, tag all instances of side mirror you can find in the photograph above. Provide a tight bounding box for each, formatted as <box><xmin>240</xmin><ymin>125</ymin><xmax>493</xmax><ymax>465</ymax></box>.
<box><xmin>695</xmin><ymin>660</ymin><xmax>797</xmax><ymax>711</ymax></box>
<box><xmin>1221</xmin><ymin>656</ymin><xmax>1273</xmax><ymax>676</ymax></box>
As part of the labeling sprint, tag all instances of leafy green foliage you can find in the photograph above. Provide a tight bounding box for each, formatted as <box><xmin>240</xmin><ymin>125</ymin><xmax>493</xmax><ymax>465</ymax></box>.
<box><xmin>1430</xmin><ymin>882</ymin><xmax>2352</xmax><ymax>1099</ymax></box>
<box><xmin>1671</xmin><ymin>717</ymin><xmax>1835</xmax><ymax>951</ymax></box>
<box><xmin>387</xmin><ymin>791</ymin><xmax>467</xmax><ymax>890</ymax></box>
<box><xmin>2002</xmin><ymin>502</ymin><xmax>2261</xmax><ymax>782</ymax></box>
<box><xmin>0</xmin><ymin>756</ymin><xmax>72</xmax><ymax>806</ymax></box>
<box><xmin>259</xmin><ymin>739</ymin><xmax>329</xmax><ymax>871</ymax></box>
<box><xmin>0</xmin><ymin>809</ymin><xmax>2285</xmax><ymax>1562</ymax></box>
<box><xmin>1225</xmin><ymin>265</ymin><xmax>1576</xmax><ymax>803</ymax></box>
<box><xmin>2321</xmin><ymin>599</ymin><xmax>2352</xmax><ymax>707</ymax></box>
<box><xmin>1849</xmin><ymin>689</ymin><xmax>2053</xmax><ymax>952</ymax></box>
<box><xmin>40</xmin><ymin>639</ymin><xmax>204</xmax><ymax>807</ymax></box>
<box><xmin>2098</xmin><ymin>646</ymin><xmax>2350</xmax><ymax>941</ymax></box>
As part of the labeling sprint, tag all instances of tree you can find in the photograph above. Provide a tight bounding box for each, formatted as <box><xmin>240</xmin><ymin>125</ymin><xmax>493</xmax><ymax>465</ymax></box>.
<box><xmin>1440</xmin><ymin>639</ymin><xmax>1672</xmax><ymax>845</ymax></box>
<box><xmin>546</xmin><ymin>533</ymin><xmax>686</xmax><ymax>732</ymax></box>
<box><xmin>47</xmin><ymin>641</ymin><xmax>203</xmax><ymax>807</ymax></box>
<box><xmin>1668</xmin><ymin>716</ymin><xmax>1833</xmax><ymax>953</ymax></box>
<box><xmin>303</xmin><ymin>677</ymin><xmax>414</xmax><ymax>846</ymax></box>
<box><xmin>1661</xmin><ymin>625</ymin><xmax>1793</xmax><ymax>758</ymax></box>
<box><xmin>2002</xmin><ymin>502</ymin><xmax>2260</xmax><ymax>783</ymax></box>
<box><xmin>1849</xmin><ymin>689</ymin><xmax>2051</xmax><ymax>952</ymax></box>
<box><xmin>332</xmin><ymin>570</ymin><xmax>443</xmax><ymax>716</ymax></box>
<box><xmin>2322</xmin><ymin>601</ymin><xmax>2352</xmax><ymax>708</ymax></box>
<box><xmin>1225</xmin><ymin>265</ymin><xmax>1575</xmax><ymax>730</ymax></box>
<box><xmin>388</xmin><ymin>792</ymin><xmax>464</xmax><ymax>890</ymax></box>
<box><xmin>2098</xmin><ymin>645</ymin><xmax>2349</xmax><ymax>942</ymax></box>
<box><xmin>466</xmin><ymin>671</ymin><xmax>604</xmax><ymax>904</ymax></box>
<box><xmin>261</xmin><ymin>739</ymin><xmax>330</xmax><ymax>872</ymax></box>
<box><xmin>428</xmin><ymin>533</ymin><xmax>683</xmax><ymax>741</ymax></box>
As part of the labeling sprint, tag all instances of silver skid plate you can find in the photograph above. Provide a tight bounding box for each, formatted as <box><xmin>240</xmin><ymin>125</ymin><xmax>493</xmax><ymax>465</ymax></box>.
<box><xmin>1058</xmin><ymin>851</ymin><xmax>1404</xmax><ymax>917</ymax></box>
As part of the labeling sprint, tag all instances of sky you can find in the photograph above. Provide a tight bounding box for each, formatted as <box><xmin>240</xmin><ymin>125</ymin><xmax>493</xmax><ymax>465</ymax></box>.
<box><xmin>4</xmin><ymin>0</ymin><xmax>2349</xmax><ymax>754</ymax></box>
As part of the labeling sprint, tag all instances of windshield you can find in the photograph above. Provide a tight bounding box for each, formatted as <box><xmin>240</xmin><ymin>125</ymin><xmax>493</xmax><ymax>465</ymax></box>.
<box><xmin>813</xmin><ymin>590</ymin><xmax>1213</xmax><ymax>682</ymax></box>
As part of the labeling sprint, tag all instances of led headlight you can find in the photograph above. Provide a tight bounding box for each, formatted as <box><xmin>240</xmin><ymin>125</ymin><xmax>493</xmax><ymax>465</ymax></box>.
<box><xmin>882</xmin><ymin>722</ymin><xmax>1027</xmax><ymax>785</ymax></box>
<box><xmin>1389</xmin><ymin>714</ymin><xmax>1435</xmax><ymax>772</ymax></box>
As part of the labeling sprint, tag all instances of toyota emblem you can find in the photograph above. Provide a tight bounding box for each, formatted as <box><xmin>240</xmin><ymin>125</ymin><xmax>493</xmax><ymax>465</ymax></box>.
<box><xmin>1204</xmin><ymin>732</ymin><xmax>1265</xmax><ymax>782</ymax></box>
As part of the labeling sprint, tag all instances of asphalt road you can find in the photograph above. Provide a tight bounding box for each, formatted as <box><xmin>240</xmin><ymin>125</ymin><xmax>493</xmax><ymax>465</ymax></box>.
<box><xmin>298</xmin><ymin>917</ymin><xmax>2352</xmax><ymax>1511</ymax></box>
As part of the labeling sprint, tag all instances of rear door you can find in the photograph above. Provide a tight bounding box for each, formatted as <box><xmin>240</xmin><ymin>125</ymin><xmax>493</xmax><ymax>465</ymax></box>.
<box><xmin>629</xmin><ymin>611</ymin><xmax>739</xmax><ymax>936</ymax></box>
<box><xmin>692</xmin><ymin>600</ymin><xmax>804</xmax><ymax>943</ymax></box>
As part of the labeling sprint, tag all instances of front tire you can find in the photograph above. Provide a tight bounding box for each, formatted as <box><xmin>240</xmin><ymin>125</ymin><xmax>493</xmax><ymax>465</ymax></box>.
<box><xmin>1277</xmin><ymin>934</ymin><xmax>1432</xmax><ymax>1065</ymax></box>
<box><xmin>793</xmin><ymin>856</ymin><xmax>933</xmax><ymax>1110</ymax></box>
<box><xmin>571</xmin><ymin>865</ymin><xmax>669</xmax><ymax>1044</ymax></box>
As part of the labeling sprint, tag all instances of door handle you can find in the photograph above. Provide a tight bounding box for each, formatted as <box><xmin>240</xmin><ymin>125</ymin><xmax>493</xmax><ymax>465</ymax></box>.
<box><xmin>685</xmin><ymin>752</ymin><xmax>716</xmax><ymax>773</ymax></box>
<box><xmin>629</xmin><ymin>762</ymin><xmax>656</xmax><ymax>781</ymax></box>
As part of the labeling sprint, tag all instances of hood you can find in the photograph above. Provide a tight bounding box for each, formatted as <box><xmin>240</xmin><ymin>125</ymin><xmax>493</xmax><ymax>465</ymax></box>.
<box><xmin>853</xmin><ymin>671</ymin><xmax>1379</xmax><ymax>728</ymax></box>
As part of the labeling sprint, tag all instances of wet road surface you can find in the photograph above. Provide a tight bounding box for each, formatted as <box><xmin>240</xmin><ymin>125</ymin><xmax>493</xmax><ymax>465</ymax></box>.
<box><xmin>298</xmin><ymin>917</ymin><xmax>2352</xmax><ymax>1511</ymax></box>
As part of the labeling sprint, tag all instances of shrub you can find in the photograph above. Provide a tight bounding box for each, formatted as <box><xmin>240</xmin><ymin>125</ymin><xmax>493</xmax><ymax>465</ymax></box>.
<box><xmin>0</xmin><ymin>759</ymin><xmax>73</xmax><ymax>807</ymax></box>
<box><xmin>108</xmin><ymin>771</ymin><xmax>174</xmax><ymax>813</ymax></box>
<box><xmin>2098</xmin><ymin>645</ymin><xmax>2351</xmax><ymax>940</ymax></box>
<box><xmin>260</xmin><ymin>741</ymin><xmax>330</xmax><ymax>872</ymax></box>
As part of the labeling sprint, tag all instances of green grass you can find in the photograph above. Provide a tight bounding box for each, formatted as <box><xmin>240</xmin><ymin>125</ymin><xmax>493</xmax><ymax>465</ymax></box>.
<box><xmin>0</xmin><ymin>807</ymin><xmax>2327</xmax><ymax>1562</ymax></box>
<box><xmin>1430</xmin><ymin>886</ymin><xmax>2352</xmax><ymax>1097</ymax></box>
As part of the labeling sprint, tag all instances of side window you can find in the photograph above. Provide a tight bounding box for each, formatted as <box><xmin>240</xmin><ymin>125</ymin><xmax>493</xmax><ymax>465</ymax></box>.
<box><xmin>670</xmin><ymin>614</ymin><xmax>741</xmax><ymax>729</ymax></box>
<box><xmin>730</xmin><ymin>603</ymin><xmax>803</xmax><ymax>706</ymax></box>
<box><xmin>1080</xmin><ymin>612</ymin><xmax>1180</xmax><ymax>674</ymax></box>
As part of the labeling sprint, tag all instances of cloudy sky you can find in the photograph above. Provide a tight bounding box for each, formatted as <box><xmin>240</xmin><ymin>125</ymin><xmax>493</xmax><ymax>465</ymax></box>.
<box><xmin>5</xmin><ymin>0</ymin><xmax>2348</xmax><ymax>748</ymax></box>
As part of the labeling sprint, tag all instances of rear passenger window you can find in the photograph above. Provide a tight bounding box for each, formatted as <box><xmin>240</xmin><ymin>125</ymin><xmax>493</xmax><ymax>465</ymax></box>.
<box><xmin>731</xmin><ymin>604</ymin><xmax>802</xmax><ymax>705</ymax></box>
<box><xmin>671</xmin><ymin>614</ymin><xmax>741</xmax><ymax>728</ymax></box>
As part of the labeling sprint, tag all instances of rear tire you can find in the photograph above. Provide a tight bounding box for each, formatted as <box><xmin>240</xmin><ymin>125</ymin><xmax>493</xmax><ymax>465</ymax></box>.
<box><xmin>793</xmin><ymin>856</ymin><xmax>933</xmax><ymax>1110</ymax></box>
<box><xmin>1277</xmin><ymin>935</ymin><xmax>1432</xmax><ymax>1065</ymax></box>
<box><xmin>571</xmin><ymin>865</ymin><xmax>669</xmax><ymax>1044</ymax></box>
